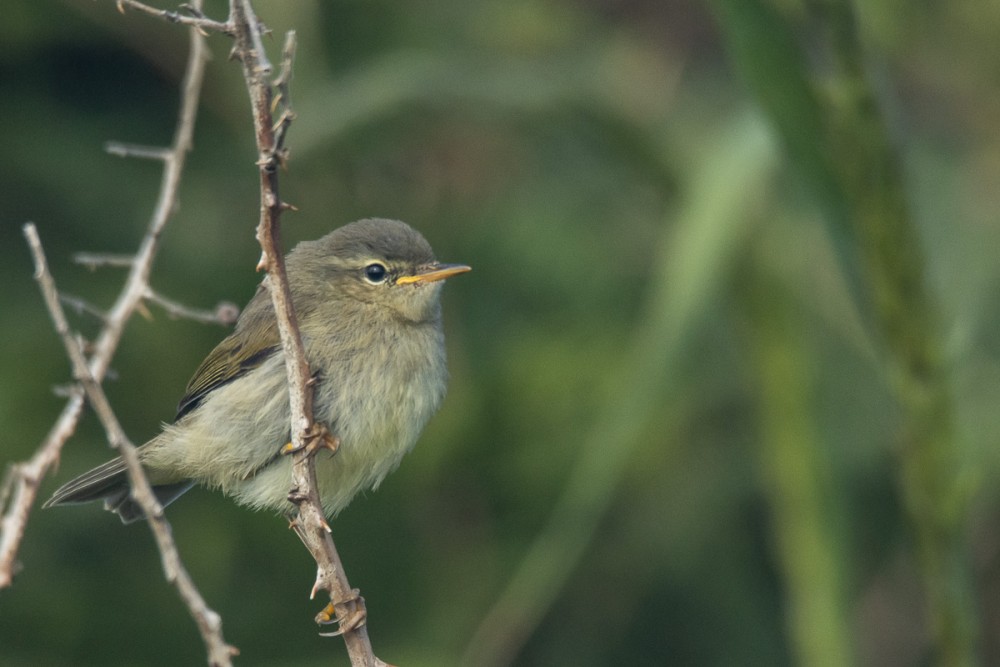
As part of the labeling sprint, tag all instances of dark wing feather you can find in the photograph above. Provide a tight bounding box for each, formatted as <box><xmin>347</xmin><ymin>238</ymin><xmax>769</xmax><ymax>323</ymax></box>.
<box><xmin>175</xmin><ymin>285</ymin><xmax>281</xmax><ymax>420</ymax></box>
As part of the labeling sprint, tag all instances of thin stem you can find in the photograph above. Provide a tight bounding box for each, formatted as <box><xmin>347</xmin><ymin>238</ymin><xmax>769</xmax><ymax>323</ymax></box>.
<box><xmin>744</xmin><ymin>236</ymin><xmax>854</xmax><ymax>667</ymax></box>
<box><xmin>59</xmin><ymin>293</ymin><xmax>110</xmax><ymax>322</ymax></box>
<box><xmin>116</xmin><ymin>0</ymin><xmax>232</xmax><ymax>34</ymax></box>
<box><xmin>0</xmin><ymin>391</ymin><xmax>85</xmax><ymax>588</ymax></box>
<box><xmin>462</xmin><ymin>113</ymin><xmax>778</xmax><ymax>667</ymax></box>
<box><xmin>73</xmin><ymin>252</ymin><xmax>136</xmax><ymax>270</ymax></box>
<box><xmin>105</xmin><ymin>141</ymin><xmax>173</xmax><ymax>161</ymax></box>
<box><xmin>2</xmin><ymin>3</ymin><xmax>237</xmax><ymax>665</ymax></box>
<box><xmin>227</xmin><ymin>2</ymin><xmax>384</xmax><ymax>665</ymax></box>
<box><xmin>144</xmin><ymin>288</ymin><xmax>240</xmax><ymax>326</ymax></box>
<box><xmin>24</xmin><ymin>224</ymin><xmax>237</xmax><ymax>666</ymax></box>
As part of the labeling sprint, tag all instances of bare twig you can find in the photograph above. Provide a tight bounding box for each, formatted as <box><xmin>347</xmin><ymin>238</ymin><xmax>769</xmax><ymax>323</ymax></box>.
<box><xmin>105</xmin><ymin>141</ymin><xmax>173</xmax><ymax>161</ymax></box>
<box><xmin>7</xmin><ymin>2</ymin><xmax>384</xmax><ymax>665</ymax></box>
<box><xmin>0</xmin><ymin>388</ymin><xmax>83</xmax><ymax>588</ymax></box>
<box><xmin>89</xmin><ymin>4</ymin><xmax>209</xmax><ymax>372</ymax></box>
<box><xmin>64</xmin><ymin>286</ymin><xmax>235</xmax><ymax>333</ymax></box>
<box><xmin>228</xmin><ymin>4</ymin><xmax>385</xmax><ymax>666</ymax></box>
<box><xmin>116</xmin><ymin>0</ymin><xmax>232</xmax><ymax>34</ymax></box>
<box><xmin>73</xmin><ymin>252</ymin><xmax>136</xmax><ymax>270</ymax></box>
<box><xmin>270</xmin><ymin>34</ymin><xmax>297</xmax><ymax>164</ymax></box>
<box><xmin>144</xmin><ymin>288</ymin><xmax>240</xmax><ymax>325</ymax></box>
<box><xmin>2</xmin><ymin>7</ymin><xmax>210</xmax><ymax>586</ymax></box>
<box><xmin>1</xmin><ymin>5</ymin><xmax>236</xmax><ymax>666</ymax></box>
<box><xmin>24</xmin><ymin>224</ymin><xmax>237</xmax><ymax>666</ymax></box>
<box><xmin>60</xmin><ymin>293</ymin><xmax>109</xmax><ymax>322</ymax></box>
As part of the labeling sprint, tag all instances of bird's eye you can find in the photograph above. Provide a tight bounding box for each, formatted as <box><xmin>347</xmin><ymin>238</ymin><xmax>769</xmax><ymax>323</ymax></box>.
<box><xmin>363</xmin><ymin>263</ymin><xmax>388</xmax><ymax>284</ymax></box>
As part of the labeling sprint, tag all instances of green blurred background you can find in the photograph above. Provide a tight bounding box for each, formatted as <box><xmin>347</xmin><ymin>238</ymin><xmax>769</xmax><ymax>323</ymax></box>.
<box><xmin>3</xmin><ymin>0</ymin><xmax>1000</xmax><ymax>665</ymax></box>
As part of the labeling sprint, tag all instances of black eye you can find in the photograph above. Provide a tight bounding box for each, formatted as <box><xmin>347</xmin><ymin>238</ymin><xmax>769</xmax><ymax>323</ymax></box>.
<box><xmin>363</xmin><ymin>263</ymin><xmax>388</xmax><ymax>284</ymax></box>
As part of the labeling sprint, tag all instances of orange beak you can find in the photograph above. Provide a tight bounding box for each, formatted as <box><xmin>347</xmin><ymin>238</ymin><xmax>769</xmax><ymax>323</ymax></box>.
<box><xmin>396</xmin><ymin>263</ymin><xmax>471</xmax><ymax>285</ymax></box>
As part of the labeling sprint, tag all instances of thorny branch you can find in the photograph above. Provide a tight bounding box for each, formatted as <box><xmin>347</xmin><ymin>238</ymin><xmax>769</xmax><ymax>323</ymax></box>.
<box><xmin>115</xmin><ymin>0</ymin><xmax>231</xmax><ymax>34</ymax></box>
<box><xmin>58</xmin><ymin>290</ymin><xmax>238</xmax><ymax>327</ymax></box>
<box><xmin>144</xmin><ymin>289</ymin><xmax>240</xmax><ymax>326</ymax></box>
<box><xmin>1</xmin><ymin>2</ymin><xmax>238</xmax><ymax>665</ymax></box>
<box><xmin>24</xmin><ymin>225</ymin><xmax>237</xmax><ymax>666</ymax></box>
<box><xmin>105</xmin><ymin>141</ymin><xmax>173</xmax><ymax>161</ymax></box>
<box><xmin>59</xmin><ymin>293</ymin><xmax>110</xmax><ymax>323</ymax></box>
<box><xmin>7</xmin><ymin>2</ymin><xmax>387</xmax><ymax>665</ymax></box>
<box><xmin>226</xmin><ymin>2</ymin><xmax>387</xmax><ymax>665</ymax></box>
<box><xmin>73</xmin><ymin>252</ymin><xmax>137</xmax><ymax>270</ymax></box>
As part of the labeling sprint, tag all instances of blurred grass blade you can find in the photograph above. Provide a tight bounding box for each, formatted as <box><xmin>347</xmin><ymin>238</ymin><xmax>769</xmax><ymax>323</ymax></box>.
<box><xmin>462</xmin><ymin>111</ymin><xmax>779</xmax><ymax>667</ymax></box>
<box><xmin>710</xmin><ymin>1</ymin><xmax>978</xmax><ymax>664</ymax></box>
<box><xmin>745</xmin><ymin>234</ymin><xmax>854</xmax><ymax>667</ymax></box>
<box><xmin>708</xmin><ymin>0</ymin><xmax>862</xmax><ymax>287</ymax></box>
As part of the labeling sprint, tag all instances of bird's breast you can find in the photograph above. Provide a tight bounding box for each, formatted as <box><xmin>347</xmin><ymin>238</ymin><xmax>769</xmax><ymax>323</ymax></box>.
<box><xmin>306</xmin><ymin>320</ymin><xmax>447</xmax><ymax>513</ymax></box>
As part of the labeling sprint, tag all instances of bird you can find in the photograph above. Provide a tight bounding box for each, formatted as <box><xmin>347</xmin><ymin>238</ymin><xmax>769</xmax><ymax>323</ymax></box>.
<box><xmin>45</xmin><ymin>218</ymin><xmax>470</xmax><ymax>523</ymax></box>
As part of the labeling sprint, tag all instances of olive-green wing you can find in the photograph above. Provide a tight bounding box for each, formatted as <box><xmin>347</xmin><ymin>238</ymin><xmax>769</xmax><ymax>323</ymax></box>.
<box><xmin>175</xmin><ymin>286</ymin><xmax>281</xmax><ymax>420</ymax></box>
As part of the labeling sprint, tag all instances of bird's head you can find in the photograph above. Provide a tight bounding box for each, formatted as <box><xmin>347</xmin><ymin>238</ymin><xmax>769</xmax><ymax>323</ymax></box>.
<box><xmin>291</xmin><ymin>218</ymin><xmax>470</xmax><ymax>324</ymax></box>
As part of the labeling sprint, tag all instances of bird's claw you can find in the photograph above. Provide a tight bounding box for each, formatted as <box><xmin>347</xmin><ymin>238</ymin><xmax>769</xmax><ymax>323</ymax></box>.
<box><xmin>280</xmin><ymin>422</ymin><xmax>340</xmax><ymax>456</ymax></box>
<box><xmin>316</xmin><ymin>589</ymin><xmax>367</xmax><ymax>637</ymax></box>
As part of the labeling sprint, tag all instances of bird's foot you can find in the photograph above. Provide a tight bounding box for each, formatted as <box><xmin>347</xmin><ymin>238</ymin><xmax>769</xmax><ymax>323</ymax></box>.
<box><xmin>280</xmin><ymin>422</ymin><xmax>340</xmax><ymax>457</ymax></box>
<box><xmin>317</xmin><ymin>589</ymin><xmax>367</xmax><ymax>637</ymax></box>
<box><xmin>286</xmin><ymin>510</ymin><xmax>332</xmax><ymax>534</ymax></box>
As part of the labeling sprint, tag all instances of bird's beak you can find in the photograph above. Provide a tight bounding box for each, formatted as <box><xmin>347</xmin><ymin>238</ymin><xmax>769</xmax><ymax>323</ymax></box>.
<box><xmin>396</xmin><ymin>263</ymin><xmax>471</xmax><ymax>285</ymax></box>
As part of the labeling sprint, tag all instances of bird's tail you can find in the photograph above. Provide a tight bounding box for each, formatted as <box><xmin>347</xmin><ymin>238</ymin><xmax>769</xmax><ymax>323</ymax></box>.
<box><xmin>44</xmin><ymin>456</ymin><xmax>192</xmax><ymax>524</ymax></box>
